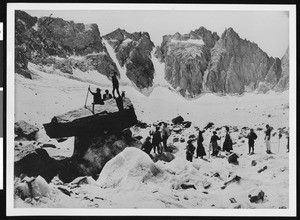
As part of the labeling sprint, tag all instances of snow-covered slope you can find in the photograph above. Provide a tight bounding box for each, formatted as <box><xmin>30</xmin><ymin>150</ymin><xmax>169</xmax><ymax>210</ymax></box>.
<box><xmin>14</xmin><ymin>63</ymin><xmax>290</xmax><ymax>209</ymax></box>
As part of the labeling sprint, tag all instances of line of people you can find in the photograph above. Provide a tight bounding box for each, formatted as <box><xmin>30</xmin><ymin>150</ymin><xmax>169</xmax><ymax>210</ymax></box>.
<box><xmin>185</xmin><ymin>124</ymin><xmax>288</xmax><ymax>162</ymax></box>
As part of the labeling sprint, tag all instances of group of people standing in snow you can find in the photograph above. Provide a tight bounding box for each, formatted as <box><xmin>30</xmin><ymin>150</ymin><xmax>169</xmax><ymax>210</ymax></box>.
<box><xmin>87</xmin><ymin>72</ymin><xmax>125</xmax><ymax>114</ymax></box>
<box><xmin>184</xmin><ymin>124</ymin><xmax>288</xmax><ymax>162</ymax></box>
<box><xmin>141</xmin><ymin>123</ymin><xmax>171</xmax><ymax>156</ymax></box>
<box><xmin>141</xmin><ymin>122</ymin><xmax>288</xmax><ymax>162</ymax></box>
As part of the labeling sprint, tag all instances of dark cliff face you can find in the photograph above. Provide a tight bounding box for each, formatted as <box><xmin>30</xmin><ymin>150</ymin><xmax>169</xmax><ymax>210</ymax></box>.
<box><xmin>275</xmin><ymin>47</ymin><xmax>289</xmax><ymax>91</ymax></box>
<box><xmin>206</xmin><ymin>28</ymin><xmax>273</xmax><ymax>94</ymax></box>
<box><xmin>155</xmin><ymin>27</ymin><xmax>219</xmax><ymax>97</ymax></box>
<box><xmin>103</xmin><ymin>29</ymin><xmax>155</xmax><ymax>89</ymax></box>
<box><xmin>156</xmin><ymin>26</ymin><xmax>289</xmax><ymax>97</ymax></box>
<box><xmin>15</xmin><ymin>10</ymin><xmax>118</xmax><ymax>79</ymax></box>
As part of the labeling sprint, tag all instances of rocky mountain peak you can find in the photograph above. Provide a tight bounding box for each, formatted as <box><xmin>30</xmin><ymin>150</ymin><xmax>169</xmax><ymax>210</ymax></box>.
<box><xmin>221</xmin><ymin>27</ymin><xmax>240</xmax><ymax>40</ymax></box>
<box><xmin>103</xmin><ymin>29</ymin><xmax>155</xmax><ymax>89</ymax></box>
<box><xmin>15</xmin><ymin>10</ymin><xmax>118</xmax><ymax>79</ymax></box>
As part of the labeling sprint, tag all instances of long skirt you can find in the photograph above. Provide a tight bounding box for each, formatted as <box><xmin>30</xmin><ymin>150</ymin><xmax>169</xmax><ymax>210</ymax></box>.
<box><xmin>196</xmin><ymin>143</ymin><xmax>206</xmax><ymax>157</ymax></box>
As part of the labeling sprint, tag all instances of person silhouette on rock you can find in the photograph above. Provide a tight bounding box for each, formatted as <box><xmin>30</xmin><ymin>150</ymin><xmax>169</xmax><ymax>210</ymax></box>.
<box><xmin>112</xmin><ymin>72</ymin><xmax>121</xmax><ymax>97</ymax></box>
<box><xmin>103</xmin><ymin>89</ymin><xmax>112</xmax><ymax>101</ymax></box>
<box><xmin>88</xmin><ymin>86</ymin><xmax>104</xmax><ymax>114</ymax></box>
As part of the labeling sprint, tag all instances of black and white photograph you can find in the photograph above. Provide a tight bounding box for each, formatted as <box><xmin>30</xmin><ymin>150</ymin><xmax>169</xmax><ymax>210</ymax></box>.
<box><xmin>6</xmin><ymin>3</ymin><xmax>296</xmax><ymax>216</ymax></box>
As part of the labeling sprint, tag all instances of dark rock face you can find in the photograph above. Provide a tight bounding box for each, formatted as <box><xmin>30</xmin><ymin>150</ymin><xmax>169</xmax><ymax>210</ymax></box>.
<box><xmin>14</xmin><ymin>148</ymin><xmax>66</xmax><ymax>183</ymax></box>
<box><xmin>14</xmin><ymin>120</ymin><xmax>39</xmax><ymax>140</ymax></box>
<box><xmin>206</xmin><ymin>28</ymin><xmax>271</xmax><ymax>94</ymax></box>
<box><xmin>155</xmin><ymin>27</ymin><xmax>219</xmax><ymax>97</ymax></box>
<box><xmin>103</xmin><ymin>28</ymin><xmax>155</xmax><ymax>89</ymax></box>
<box><xmin>15</xmin><ymin>10</ymin><xmax>118</xmax><ymax>79</ymax></box>
<box><xmin>206</xmin><ymin>28</ymin><xmax>288</xmax><ymax>94</ymax></box>
<box><xmin>157</xmin><ymin>27</ymin><xmax>289</xmax><ymax>96</ymax></box>
<box><xmin>276</xmin><ymin>47</ymin><xmax>289</xmax><ymax>91</ymax></box>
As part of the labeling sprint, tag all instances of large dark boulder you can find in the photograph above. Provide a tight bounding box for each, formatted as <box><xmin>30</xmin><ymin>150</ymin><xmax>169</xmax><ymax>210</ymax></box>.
<box><xmin>14</xmin><ymin>148</ymin><xmax>65</xmax><ymax>183</ymax></box>
<box><xmin>171</xmin><ymin>115</ymin><xmax>184</xmax><ymax>124</ymax></box>
<box><xmin>43</xmin><ymin>97</ymin><xmax>137</xmax><ymax>138</ymax></box>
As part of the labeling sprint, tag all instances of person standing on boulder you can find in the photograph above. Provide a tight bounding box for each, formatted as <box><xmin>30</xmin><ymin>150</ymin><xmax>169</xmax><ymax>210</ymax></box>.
<box><xmin>222</xmin><ymin>126</ymin><xmax>233</xmax><ymax>153</ymax></box>
<box><xmin>112</xmin><ymin>72</ymin><xmax>121</xmax><ymax>97</ymax></box>
<box><xmin>210</xmin><ymin>131</ymin><xmax>221</xmax><ymax>157</ymax></box>
<box><xmin>161</xmin><ymin>123</ymin><xmax>171</xmax><ymax>151</ymax></box>
<box><xmin>246</xmin><ymin>128</ymin><xmax>258</xmax><ymax>155</ymax></box>
<box><xmin>141</xmin><ymin>136</ymin><xmax>153</xmax><ymax>156</ymax></box>
<box><xmin>186</xmin><ymin>140</ymin><xmax>196</xmax><ymax>162</ymax></box>
<box><xmin>88</xmin><ymin>86</ymin><xmax>104</xmax><ymax>114</ymax></box>
<box><xmin>151</xmin><ymin>127</ymin><xmax>162</xmax><ymax>154</ymax></box>
<box><xmin>264</xmin><ymin>124</ymin><xmax>272</xmax><ymax>154</ymax></box>
<box><xmin>196</xmin><ymin>130</ymin><xmax>206</xmax><ymax>159</ymax></box>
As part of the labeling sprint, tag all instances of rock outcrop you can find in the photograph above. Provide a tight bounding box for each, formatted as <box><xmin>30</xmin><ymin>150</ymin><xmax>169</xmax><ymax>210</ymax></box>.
<box><xmin>103</xmin><ymin>28</ymin><xmax>155</xmax><ymax>89</ymax></box>
<box><xmin>206</xmin><ymin>28</ymin><xmax>288</xmax><ymax>94</ymax></box>
<box><xmin>155</xmin><ymin>27</ymin><xmax>219</xmax><ymax>97</ymax></box>
<box><xmin>275</xmin><ymin>47</ymin><xmax>289</xmax><ymax>91</ymax></box>
<box><xmin>14</xmin><ymin>120</ymin><xmax>39</xmax><ymax>141</ymax></box>
<box><xmin>15</xmin><ymin>10</ymin><xmax>118</xmax><ymax>79</ymax></box>
<box><xmin>15</xmin><ymin>97</ymin><xmax>140</xmax><ymax>183</ymax></box>
<box><xmin>156</xmin><ymin>27</ymin><xmax>289</xmax><ymax>96</ymax></box>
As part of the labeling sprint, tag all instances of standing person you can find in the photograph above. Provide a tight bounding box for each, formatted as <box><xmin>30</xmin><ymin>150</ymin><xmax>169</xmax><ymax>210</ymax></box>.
<box><xmin>88</xmin><ymin>86</ymin><xmax>104</xmax><ymax>114</ymax></box>
<box><xmin>264</xmin><ymin>124</ymin><xmax>272</xmax><ymax>154</ymax></box>
<box><xmin>222</xmin><ymin>127</ymin><xmax>233</xmax><ymax>153</ymax></box>
<box><xmin>141</xmin><ymin>137</ymin><xmax>153</xmax><ymax>155</ymax></box>
<box><xmin>286</xmin><ymin>134</ymin><xmax>289</xmax><ymax>153</ymax></box>
<box><xmin>152</xmin><ymin>127</ymin><xmax>162</xmax><ymax>155</ymax></box>
<box><xmin>112</xmin><ymin>72</ymin><xmax>121</xmax><ymax>97</ymax></box>
<box><xmin>103</xmin><ymin>89</ymin><xmax>112</xmax><ymax>101</ymax></box>
<box><xmin>210</xmin><ymin>131</ymin><xmax>221</xmax><ymax>157</ymax></box>
<box><xmin>246</xmin><ymin>128</ymin><xmax>258</xmax><ymax>155</ymax></box>
<box><xmin>196</xmin><ymin>130</ymin><xmax>206</xmax><ymax>159</ymax></box>
<box><xmin>161</xmin><ymin>123</ymin><xmax>171</xmax><ymax>151</ymax></box>
<box><xmin>186</xmin><ymin>140</ymin><xmax>196</xmax><ymax>162</ymax></box>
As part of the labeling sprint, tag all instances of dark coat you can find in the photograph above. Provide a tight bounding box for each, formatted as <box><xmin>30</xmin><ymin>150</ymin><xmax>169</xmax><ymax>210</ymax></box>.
<box><xmin>141</xmin><ymin>139</ymin><xmax>153</xmax><ymax>154</ymax></box>
<box><xmin>112</xmin><ymin>75</ymin><xmax>119</xmax><ymax>87</ymax></box>
<box><xmin>90</xmin><ymin>92</ymin><xmax>103</xmax><ymax>104</ymax></box>
<box><xmin>152</xmin><ymin>131</ymin><xmax>162</xmax><ymax>145</ymax></box>
<box><xmin>222</xmin><ymin>133</ymin><xmax>233</xmax><ymax>152</ymax></box>
<box><xmin>247</xmin><ymin>132</ymin><xmax>257</xmax><ymax>145</ymax></box>
<box><xmin>196</xmin><ymin>134</ymin><xmax>206</xmax><ymax>157</ymax></box>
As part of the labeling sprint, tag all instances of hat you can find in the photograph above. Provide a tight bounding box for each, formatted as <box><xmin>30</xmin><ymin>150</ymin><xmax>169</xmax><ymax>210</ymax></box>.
<box><xmin>213</xmin><ymin>131</ymin><xmax>217</xmax><ymax>134</ymax></box>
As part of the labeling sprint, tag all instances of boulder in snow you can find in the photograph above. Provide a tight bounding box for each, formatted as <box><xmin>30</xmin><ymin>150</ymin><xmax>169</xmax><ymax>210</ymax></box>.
<box><xmin>173</xmin><ymin>137</ymin><xmax>179</xmax><ymax>143</ymax></box>
<box><xmin>97</xmin><ymin>147</ymin><xmax>161</xmax><ymax>189</ymax></box>
<box><xmin>171</xmin><ymin>116</ymin><xmax>184</xmax><ymax>125</ymax></box>
<box><xmin>227</xmin><ymin>153</ymin><xmax>239</xmax><ymax>164</ymax></box>
<box><xmin>152</xmin><ymin>152</ymin><xmax>175</xmax><ymax>163</ymax></box>
<box><xmin>251</xmin><ymin>160</ymin><xmax>257</xmax><ymax>166</ymax></box>
<box><xmin>248</xmin><ymin>189</ymin><xmax>265</xmax><ymax>203</ymax></box>
<box><xmin>15</xmin><ymin>175</ymin><xmax>51</xmax><ymax>200</ymax></box>
<box><xmin>182</xmin><ymin>121</ymin><xmax>192</xmax><ymax>128</ymax></box>
<box><xmin>204</xmin><ymin>122</ymin><xmax>214</xmax><ymax>130</ymax></box>
<box><xmin>15</xmin><ymin>120</ymin><xmax>39</xmax><ymax>141</ymax></box>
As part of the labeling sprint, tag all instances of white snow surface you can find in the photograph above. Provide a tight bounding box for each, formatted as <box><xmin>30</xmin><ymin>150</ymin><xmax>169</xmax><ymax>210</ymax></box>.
<box><xmin>14</xmin><ymin>63</ymin><xmax>289</xmax><ymax>209</ymax></box>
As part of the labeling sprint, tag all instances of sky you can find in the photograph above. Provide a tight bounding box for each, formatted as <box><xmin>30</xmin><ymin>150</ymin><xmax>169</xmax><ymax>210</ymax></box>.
<box><xmin>24</xmin><ymin>9</ymin><xmax>289</xmax><ymax>58</ymax></box>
